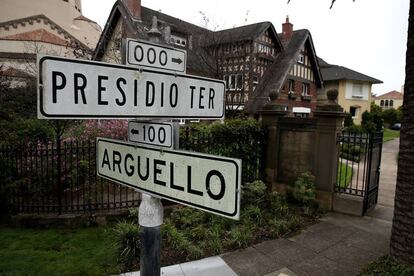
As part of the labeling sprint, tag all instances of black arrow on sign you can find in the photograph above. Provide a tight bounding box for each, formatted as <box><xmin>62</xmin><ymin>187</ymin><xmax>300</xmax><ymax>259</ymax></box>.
<box><xmin>131</xmin><ymin>128</ymin><xmax>139</xmax><ymax>135</ymax></box>
<box><xmin>171</xmin><ymin>57</ymin><xmax>183</xmax><ymax>64</ymax></box>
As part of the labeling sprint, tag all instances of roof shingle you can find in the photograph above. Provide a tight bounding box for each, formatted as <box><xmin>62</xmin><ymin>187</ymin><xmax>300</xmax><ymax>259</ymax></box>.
<box><xmin>374</xmin><ymin>90</ymin><xmax>403</xmax><ymax>100</ymax></box>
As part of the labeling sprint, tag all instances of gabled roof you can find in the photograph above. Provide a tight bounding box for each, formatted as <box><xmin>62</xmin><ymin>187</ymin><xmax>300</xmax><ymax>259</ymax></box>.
<box><xmin>246</xmin><ymin>29</ymin><xmax>323</xmax><ymax>113</ymax></box>
<box><xmin>93</xmin><ymin>1</ymin><xmax>148</xmax><ymax>61</ymax></box>
<box><xmin>374</xmin><ymin>90</ymin><xmax>403</xmax><ymax>100</ymax></box>
<box><xmin>318</xmin><ymin>57</ymin><xmax>382</xmax><ymax>84</ymax></box>
<box><xmin>212</xmin><ymin>22</ymin><xmax>283</xmax><ymax>50</ymax></box>
<box><xmin>93</xmin><ymin>2</ymin><xmax>216</xmax><ymax>77</ymax></box>
<box><xmin>1</xmin><ymin>29</ymin><xmax>69</xmax><ymax>47</ymax></box>
<box><xmin>0</xmin><ymin>14</ymin><xmax>91</xmax><ymax>50</ymax></box>
<box><xmin>140</xmin><ymin>6</ymin><xmax>209</xmax><ymax>37</ymax></box>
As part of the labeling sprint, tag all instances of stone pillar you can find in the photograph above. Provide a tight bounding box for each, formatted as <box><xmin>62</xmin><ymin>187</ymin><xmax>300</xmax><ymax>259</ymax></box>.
<box><xmin>259</xmin><ymin>92</ymin><xmax>288</xmax><ymax>193</ymax></box>
<box><xmin>313</xmin><ymin>89</ymin><xmax>345</xmax><ymax>209</ymax></box>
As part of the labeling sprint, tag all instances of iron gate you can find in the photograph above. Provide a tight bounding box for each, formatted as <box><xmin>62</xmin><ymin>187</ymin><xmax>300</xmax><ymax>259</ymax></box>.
<box><xmin>363</xmin><ymin>132</ymin><xmax>383</xmax><ymax>213</ymax></box>
<box><xmin>336</xmin><ymin>131</ymin><xmax>383</xmax><ymax>215</ymax></box>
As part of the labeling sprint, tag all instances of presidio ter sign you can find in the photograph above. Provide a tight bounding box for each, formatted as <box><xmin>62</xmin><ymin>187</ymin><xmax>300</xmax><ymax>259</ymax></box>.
<box><xmin>97</xmin><ymin>138</ymin><xmax>241</xmax><ymax>219</ymax></box>
<box><xmin>37</xmin><ymin>56</ymin><xmax>224</xmax><ymax>119</ymax></box>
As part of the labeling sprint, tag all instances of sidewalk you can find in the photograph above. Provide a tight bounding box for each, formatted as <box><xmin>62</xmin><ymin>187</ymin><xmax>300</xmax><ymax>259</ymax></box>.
<box><xmin>222</xmin><ymin>212</ymin><xmax>391</xmax><ymax>275</ymax></box>
<box><xmin>128</xmin><ymin>139</ymin><xmax>398</xmax><ymax>276</ymax></box>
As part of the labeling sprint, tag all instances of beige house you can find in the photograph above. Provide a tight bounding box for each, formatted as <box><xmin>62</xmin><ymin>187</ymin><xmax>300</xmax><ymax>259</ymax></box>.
<box><xmin>319</xmin><ymin>58</ymin><xmax>382</xmax><ymax>124</ymax></box>
<box><xmin>373</xmin><ymin>90</ymin><xmax>403</xmax><ymax>110</ymax></box>
<box><xmin>0</xmin><ymin>0</ymin><xmax>101</xmax><ymax>84</ymax></box>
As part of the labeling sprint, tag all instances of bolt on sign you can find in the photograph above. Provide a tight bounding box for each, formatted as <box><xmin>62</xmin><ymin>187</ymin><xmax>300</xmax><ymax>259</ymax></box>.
<box><xmin>97</xmin><ymin>138</ymin><xmax>241</xmax><ymax>220</ymax></box>
<box><xmin>37</xmin><ymin>56</ymin><xmax>225</xmax><ymax>119</ymax></box>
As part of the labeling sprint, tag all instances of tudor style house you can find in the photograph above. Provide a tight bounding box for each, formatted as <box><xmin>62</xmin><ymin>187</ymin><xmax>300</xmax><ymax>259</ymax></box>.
<box><xmin>318</xmin><ymin>58</ymin><xmax>382</xmax><ymax>125</ymax></box>
<box><xmin>0</xmin><ymin>0</ymin><xmax>101</xmax><ymax>85</ymax></box>
<box><xmin>93</xmin><ymin>0</ymin><xmax>324</xmax><ymax>116</ymax></box>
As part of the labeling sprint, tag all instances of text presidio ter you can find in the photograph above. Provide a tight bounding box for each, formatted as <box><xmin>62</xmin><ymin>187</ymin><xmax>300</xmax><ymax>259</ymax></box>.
<box><xmin>50</xmin><ymin>71</ymin><xmax>217</xmax><ymax>110</ymax></box>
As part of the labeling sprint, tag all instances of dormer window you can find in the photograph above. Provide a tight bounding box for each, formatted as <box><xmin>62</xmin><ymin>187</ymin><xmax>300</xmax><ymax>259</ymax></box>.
<box><xmin>298</xmin><ymin>54</ymin><xmax>304</xmax><ymax>64</ymax></box>
<box><xmin>170</xmin><ymin>35</ymin><xmax>187</xmax><ymax>47</ymax></box>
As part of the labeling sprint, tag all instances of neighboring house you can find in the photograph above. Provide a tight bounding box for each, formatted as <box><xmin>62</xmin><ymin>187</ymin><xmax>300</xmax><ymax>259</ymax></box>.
<box><xmin>93</xmin><ymin>0</ymin><xmax>323</xmax><ymax>116</ymax></box>
<box><xmin>319</xmin><ymin>58</ymin><xmax>382</xmax><ymax>125</ymax></box>
<box><xmin>247</xmin><ymin>18</ymin><xmax>323</xmax><ymax>117</ymax></box>
<box><xmin>0</xmin><ymin>0</ymin><xmax>101</xmax><ymax>85</ymax></box>
<box><xmin>373</xmin><ymin>90</ymin><xmax>403</xmax><ymax>110</ymax></box>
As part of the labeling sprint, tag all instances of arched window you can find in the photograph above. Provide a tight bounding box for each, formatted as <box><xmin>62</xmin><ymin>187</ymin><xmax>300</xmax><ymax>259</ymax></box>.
<box><xmin>390</xmin><ymin>100</ymin><xmax>394</xmax><ymax>107</ymax></box>
<box><xmin>385</xmin><ymin>100</ymin><xmax>389</xmax><ymax>106</ymax></box>
<box><xmin>380</xmin><ymin>100</ymin><xmax>384</xmax><ymax>106</ymax></box>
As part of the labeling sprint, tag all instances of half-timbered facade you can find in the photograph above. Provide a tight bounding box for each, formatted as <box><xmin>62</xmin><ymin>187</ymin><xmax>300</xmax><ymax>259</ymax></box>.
<box><xmin>93</xmin><ymin>1</ymin><xmax>323</xmax><ymax>116</ymax></box>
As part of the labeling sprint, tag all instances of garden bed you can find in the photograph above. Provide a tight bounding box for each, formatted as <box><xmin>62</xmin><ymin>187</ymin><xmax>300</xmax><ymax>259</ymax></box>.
<box><xmin>0</xmin><ymin>181</ymin><xmax>323</xmax><ymax>275</ymax></box>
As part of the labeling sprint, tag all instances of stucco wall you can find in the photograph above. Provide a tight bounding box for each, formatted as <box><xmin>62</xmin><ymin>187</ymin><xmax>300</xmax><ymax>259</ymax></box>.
<box><xmin>327</xmin><ymin>80</ymin><xmax>372</xmax><ymax>125</ymax></box>
<box><xmin>0</xmin><ymin>0</ymin><xmax>101</xmax><ymax>48</ymax></box>
<box><xmin>374</xmin><ymin>99</ymin><xmax>403</xmax><ymax>110</ymax></box>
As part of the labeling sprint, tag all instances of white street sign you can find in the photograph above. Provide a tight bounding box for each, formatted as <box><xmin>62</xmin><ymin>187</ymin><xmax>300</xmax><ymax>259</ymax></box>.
<box><xmin>128</xmin><ymin>121</ymin><xmax>173</xmax><ymax>149</ymax></box>
<box><xmin>97</xmin><ymin>138</ymin><xmax>241</xmax><ymax>220</ymax></box>
<box><xmin>125</xmin><ymin>39</ymin><xmax>186</xmax><ymax>73</ymax></box>
<box><xmin>37</xmin><ymin>56</ymin><xmax>225</xmax><ymax>119</ymax></box>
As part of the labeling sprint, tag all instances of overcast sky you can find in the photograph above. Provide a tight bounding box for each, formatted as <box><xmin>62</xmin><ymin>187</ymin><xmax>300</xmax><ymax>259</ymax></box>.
<box><xmin>82</xmin><ymin>0</ymin><xmax>409</xmax><ymax>95</ymax></box>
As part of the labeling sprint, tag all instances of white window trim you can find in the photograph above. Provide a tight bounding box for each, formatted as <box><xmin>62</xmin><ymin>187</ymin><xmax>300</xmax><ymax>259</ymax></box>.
<box><xmin>298</xmin><ymin>54</ymin><xmax>304</xmax><ymax>64</ymax></box>
<box><xmin>352</xmin><ymin>83</ymin><xmax>364</xmax><ymax>98</ymax></box>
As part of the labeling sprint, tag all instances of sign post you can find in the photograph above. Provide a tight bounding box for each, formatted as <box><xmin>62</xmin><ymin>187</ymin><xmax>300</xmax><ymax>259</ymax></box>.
<box><xmin>136</xmin><ymin>22</ymin><xmax>164</xmax><ymax>276</ymax></box>
<box><xmin>37</xmin><ymin>16</ymin><xmax>237</xmax><ymax>276</ymax></box>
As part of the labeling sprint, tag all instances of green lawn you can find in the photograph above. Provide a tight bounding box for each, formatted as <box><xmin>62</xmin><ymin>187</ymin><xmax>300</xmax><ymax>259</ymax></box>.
<box><xmin>338</xmin><ymin>162</ymin><xmax>353</xmax><ymax>188</ymax></box>
<box><xmin>383</xmin><ymin>128</ymin><xmax>400</xmax><ymax>143</ymax></box>
<box><xmin>0</xmin><ymin>226</ymin><xmax>121</xmax><ymax>276</ymax></box>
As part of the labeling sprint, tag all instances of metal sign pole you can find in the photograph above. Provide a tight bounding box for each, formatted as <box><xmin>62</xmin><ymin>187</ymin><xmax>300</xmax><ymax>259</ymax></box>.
<box><xmin>139</xmin><ymin>16</ymin><xmax>165</xmax><ymax>276</ymax></box>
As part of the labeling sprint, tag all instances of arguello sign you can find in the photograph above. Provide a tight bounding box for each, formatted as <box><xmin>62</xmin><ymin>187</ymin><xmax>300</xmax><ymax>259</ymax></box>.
<box><xmin>97</xmin><ymin>138</ymin><xmax>241</xmax><ymax>219</ymax></box>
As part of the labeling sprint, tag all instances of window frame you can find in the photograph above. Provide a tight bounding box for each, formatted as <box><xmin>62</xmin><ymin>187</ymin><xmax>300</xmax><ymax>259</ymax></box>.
<box><xmin>302</xmin><ymin>83</ymin><xmax>310</xmax><ymax>96</ymax></box>
<box><xmin>352</xmin><ymin>83</ymin><xmax>364</xmax><ymax>98</ymax></box>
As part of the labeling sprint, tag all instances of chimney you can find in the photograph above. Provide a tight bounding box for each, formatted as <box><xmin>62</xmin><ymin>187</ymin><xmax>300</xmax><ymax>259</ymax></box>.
<box><xmin>124</xmin><ymin>0</ymin><xmax>141</xmax><ymax>20</ymax></box>
<box><xmin>282</xmin><ymin>16</ymin><xmax>293</xmax><ymax>41</ymax></box>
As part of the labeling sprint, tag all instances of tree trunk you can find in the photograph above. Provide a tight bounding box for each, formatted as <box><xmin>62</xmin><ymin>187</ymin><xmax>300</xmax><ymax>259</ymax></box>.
<box><xmin>390</xmin><ymin>0</ymin><xmax>414</xmax><ymax>265</ymax></box>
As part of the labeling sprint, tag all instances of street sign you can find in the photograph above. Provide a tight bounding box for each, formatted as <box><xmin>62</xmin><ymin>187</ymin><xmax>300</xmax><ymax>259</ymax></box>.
<box><xmin>37</xmin><ymin>55</ymin><xmax>225</xmax><ymax>119</ymax></box>
<box><xmin>125</xmin><ymin>39</ymin><xmax>186</xmax><ymax>73</ymax></box>
<box><xmin>128</xmin><ymin>121</ymin><xmax>173</xmax><ymax>149</ymax></box>
<box><xmin>97</xmin><ymin>138</ymin><xmax>241</xmax><ymax>220</ymax></box>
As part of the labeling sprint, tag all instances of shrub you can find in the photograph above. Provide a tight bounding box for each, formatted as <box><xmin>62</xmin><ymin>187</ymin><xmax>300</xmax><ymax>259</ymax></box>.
<box><xmin>344</xmin><ymin>124</ymin><xmax>364</xmax><ymax>133</ymax></box>
<box><xmin>180</xmin><ymin>119</ymin><xmax>265</xmax><ymax>182</ymax></box>
<box><xmin>289</xmin><ymin>172</ymin><xmax>316</xmax><ymax>205</ymax></box>
<box><xmin>382</xmin><ymin>108</ymin><xmax>400</xmax><ymax>127</ymax></box>
<box><xmin>341</xmin><ymin>144</ymin><xmax>362</xmax><ymax>156</ymax></box>
<box><xmin>113</xmin><ymin>220</ymin><xmax>141</xmax><ymax>270</ymax></box>
<box><xmin>268</xmin><ymin>192</ymin><xmax>290</xmax><ymax>218</ymax></box>
<box><xmin>344</xmin><ymin>112</ymin><xmax>354</xmax><ymax>127</ymax></box>
<box><xmin>359</xmin><ymin>255</ymin><xmax>414</xmax><ymax>276</ymax></box>
<box><xmin>242</xmin><ymin>180</ymin><xmax>267</xmax><ymax>207</ymax></box>
<box><xmin>227</xmin><ymin>226</ymin><xmax>253</xmax><ymax>248</ymax></box>
<box><xmin>162</xmin><ymin>219</ymin><xmax>204</xmax><ymax>260</ymax></box>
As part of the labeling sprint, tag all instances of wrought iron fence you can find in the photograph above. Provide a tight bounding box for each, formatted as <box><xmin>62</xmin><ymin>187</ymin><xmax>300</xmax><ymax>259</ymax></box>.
<box><xmin>0</xmin><ymin>128</ymin><xmax>264</xmax><ymax>215</ymax></box>
<box><xmin>0</xmin><ymin>140</ymin><xmax>141</xmax><ymax>215</ymax></box>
